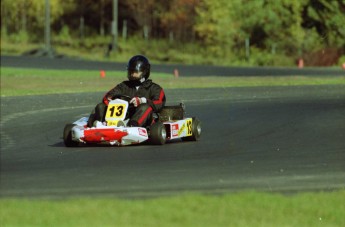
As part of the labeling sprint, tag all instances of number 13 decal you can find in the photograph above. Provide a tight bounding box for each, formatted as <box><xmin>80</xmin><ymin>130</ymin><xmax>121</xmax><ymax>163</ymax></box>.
<box><xmin>106</xmin><ymin>104</ymin><xmax>126</xmax><ymax>119</ymax></box>
<box><xmin>186</xmin><ymin>119</ymin><xmax>193</xmax><ymax>136</ymax></box>
<box><xmin>109</xmin><ymin>105</ymin><xmax>123</xmax><ymax>117</ymax></box>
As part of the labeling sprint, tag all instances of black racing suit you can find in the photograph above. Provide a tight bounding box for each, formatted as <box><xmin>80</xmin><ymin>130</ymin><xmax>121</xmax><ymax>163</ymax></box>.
<box><xmin>87</xmin><ymin>79</ymin><xmax>166</xmax><ymax>127</ymax></box>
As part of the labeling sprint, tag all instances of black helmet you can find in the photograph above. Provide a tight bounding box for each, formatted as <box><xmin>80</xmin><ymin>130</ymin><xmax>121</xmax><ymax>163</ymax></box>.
<box><xmin>127</xmin><ymin>55</ymin><xmax>151</xmax><ymax>82</ymax></box>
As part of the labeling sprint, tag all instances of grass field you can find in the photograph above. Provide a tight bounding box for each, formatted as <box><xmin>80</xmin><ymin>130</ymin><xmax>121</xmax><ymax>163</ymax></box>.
<box><xmin>1</xmin><ymin>67</ymin><xmax>345</xmax><ymax>96</ymax></box>
<box><xmin>1</xmin><ymin>191</ymin><xmax>345</xmax><ymax>226</ymax></box>
<box><xmin>1</xmin><ymin>66</ymin><xmax>345</xmax><ymax>226</ymax></box>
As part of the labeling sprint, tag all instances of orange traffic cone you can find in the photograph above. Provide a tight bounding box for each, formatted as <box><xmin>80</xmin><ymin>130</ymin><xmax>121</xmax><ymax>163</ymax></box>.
<box><xmin>100</xmin><ymin>70</ymin><xmax>106</xmax><ymax>78</ymax></box>
<box><xmin>298</xmin><ymin>58</ymin><xmax>304</xmax><ymax>68</ymax></box>
<box><xmin>174</xmin><ymin>69</ymin><xmax>179</xmax><ymax>78</ymax></box>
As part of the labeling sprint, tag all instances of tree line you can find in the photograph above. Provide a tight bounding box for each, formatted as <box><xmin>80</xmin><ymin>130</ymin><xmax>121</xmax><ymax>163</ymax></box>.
<box><xmin>1</xmin><ymin>0</ymin><xmax>344</xmax><ymax>65</ymax></box>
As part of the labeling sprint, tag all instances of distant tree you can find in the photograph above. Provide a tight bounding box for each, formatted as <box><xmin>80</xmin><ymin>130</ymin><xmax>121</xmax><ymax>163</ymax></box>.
<box><xmin>194</xmin><ymin>0</ymin><xmax>305</xmax><ymax>57</ymax></box>
<box><xmin>124</xmin><ymin>0</ymin><xmax>155</xmax><ymax>38</ymax></box>
<box><xmin>302</xmin><ymin>0</ymin><xmax>345</xmax><ymax>49</ymax></box>
<box><xmin>117</xmin><ymin>0</ymin><xmax>200</xmax><ymax>41</ymax></box>
<box><xmin>159</xmin><ymin>0</ymin><xmax>200</xmax><ymax>41</ymax></box>
<box><xmin>54</xmin><ymin>0</ymin><xmax>112</xmax><ymax>37</ymax></box>
<box><xmin>2</xmin><ymin>0</ymin><xmax>343</xmax><ymax>65</ymax></box>
<box><xmin>194</xmin><ymin>0</ymin><xmax>240</xmax><ymax>56</ymax></box>
<box><xmin>1</xmin><ymin>0</ymin><xmax>64</xmax><ymax>40</ymax></box>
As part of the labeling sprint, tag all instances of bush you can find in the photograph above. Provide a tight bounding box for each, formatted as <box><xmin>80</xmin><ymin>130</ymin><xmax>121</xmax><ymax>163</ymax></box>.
<box><xmin>0</xmin><ymin>33</ymin><xmax>331</xmax><ymax>67</ymax></box>
<box><xmin>337</xmin><ymin>55</ymin><xmax>345</xmax><ymax>66</ymax></box>
<box><xmin>232</xmin><ymin>47</ymin><xmax>294</xmax><ymax>67</ymax></box>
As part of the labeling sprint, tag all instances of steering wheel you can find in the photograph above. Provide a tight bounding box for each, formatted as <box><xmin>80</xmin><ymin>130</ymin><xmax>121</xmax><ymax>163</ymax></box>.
<box><xmin>112</xmin><ymin>94</ymin><xmax>132</xmax><ymax>103</ymax></box>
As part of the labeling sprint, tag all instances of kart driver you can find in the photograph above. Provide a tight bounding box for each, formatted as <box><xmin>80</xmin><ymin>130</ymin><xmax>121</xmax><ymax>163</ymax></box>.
<box><xmin>87</xmin><ymin>55</ymin><xmax>166</xmax><ymax>127</ymax></box>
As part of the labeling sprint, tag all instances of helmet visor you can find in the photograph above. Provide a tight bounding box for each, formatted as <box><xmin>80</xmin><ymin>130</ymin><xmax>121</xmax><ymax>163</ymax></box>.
<box><xmin>128</xmin><ymin>71</ymin><xmax>143</xmax><ymax>81</ymax></box>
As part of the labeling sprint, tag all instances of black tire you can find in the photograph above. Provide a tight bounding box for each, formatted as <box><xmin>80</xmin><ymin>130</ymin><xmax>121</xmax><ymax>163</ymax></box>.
<box><xmin>150</xmin><ymin>122</ymin><xmax>167</xmax><ymax>145</ymax></box>
<box><xmin>181</xmin><ymin>117</ymin><xmax>201</xmax><ymax>141</ymax></box>
<box><xmin>63</xmin><ymin>124</ymin><xmax>79</xmax><ymax>147</ymax></box>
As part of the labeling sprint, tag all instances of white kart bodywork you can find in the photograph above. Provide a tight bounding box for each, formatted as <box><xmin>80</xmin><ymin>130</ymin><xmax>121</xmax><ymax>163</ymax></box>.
<box><xmin>71</xmin><ymin>117</ymin><xmax>149</xmax><ymax>146</ymax></box>
<box><xmin>64</xmin><ymin>99</ymin><xmax>201</xmax><ymax>146</ymax></box>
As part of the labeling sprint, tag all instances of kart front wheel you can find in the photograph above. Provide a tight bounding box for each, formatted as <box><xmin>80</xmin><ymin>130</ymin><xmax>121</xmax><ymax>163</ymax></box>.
<box><xmin>150</xmin><ymin>122</ymin><xmax>167</xmax><ymax>145</ymax></box>
<box><xmin>63</xmin><ymin>124</ymin><xmax>79</xmax><ymax>147</ymax></box>
<box><xmin>182</xmin><ymin>117</ymin><xmax>201</xmax><ymax>141</ymax></box>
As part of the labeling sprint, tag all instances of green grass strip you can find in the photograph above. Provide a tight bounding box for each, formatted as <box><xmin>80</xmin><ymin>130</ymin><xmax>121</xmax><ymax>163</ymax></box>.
<box><xmin>1</xmin><ymin>67</ymin><xmax>345</xmax><ymax>97</ymax></box>
<box><xmin>1</xmin><ymin>191</ymin><xmax>344</xmax><ymax>226</ymax></box>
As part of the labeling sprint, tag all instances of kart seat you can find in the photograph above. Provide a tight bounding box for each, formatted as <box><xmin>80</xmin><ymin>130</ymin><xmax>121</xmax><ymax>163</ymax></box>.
<box><xmin>158</xmin><ymin>103</ymin><xmax>185</xmax><ymax>121</ymax></box>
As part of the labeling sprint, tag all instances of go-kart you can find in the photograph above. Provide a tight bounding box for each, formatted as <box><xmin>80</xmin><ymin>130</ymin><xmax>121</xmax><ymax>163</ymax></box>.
<box><xmin>63</xmin><ymin>95</ymin><xmax>201</xmax><ymax>147</ymax></box>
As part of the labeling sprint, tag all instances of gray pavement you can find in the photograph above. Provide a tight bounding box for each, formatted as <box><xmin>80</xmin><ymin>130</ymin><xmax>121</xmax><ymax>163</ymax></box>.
<box><xmin>1</xmin><ymin>56</ymin><xmax>344</xmax><ymax>198</ymax></box>
<box><xmin>1</xmin><ymin>86</ymin><xmax>344</xmax><ymax>198</ymax></box>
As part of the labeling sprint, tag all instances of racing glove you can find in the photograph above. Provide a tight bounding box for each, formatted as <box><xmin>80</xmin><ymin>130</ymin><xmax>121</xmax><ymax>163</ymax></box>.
<box><xmin>103</xmin><ymin>95</ymin><xmax>113</xmax><ymax>105</ymax></box>
<box><xmin>130</xmin><ymin>97</ymin><xmax>147</xmax><ymax>107</ymax></box>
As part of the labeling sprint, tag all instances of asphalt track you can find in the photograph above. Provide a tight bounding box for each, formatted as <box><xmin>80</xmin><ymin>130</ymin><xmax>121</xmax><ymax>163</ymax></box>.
<box><xmin>1</xmin><ymin>56</ymin><xmax>345</xmax><ymax>198</ymax></box>
<box><xmin>2</xmin><ymin>55</ymin><xmax>345</xmax><ymax>76</ymax></box>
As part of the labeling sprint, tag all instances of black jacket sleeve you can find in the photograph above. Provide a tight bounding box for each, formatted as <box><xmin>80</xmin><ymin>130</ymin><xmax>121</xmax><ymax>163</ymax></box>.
<box><xmin>102</xmin><ymin>83</ymin><xmax>125</xmax><ymax>105</ymax></box>
<box><xmin>146</xmin><ymin>83</ymin><xmax>166</xmax><ymax>112</ymax></box>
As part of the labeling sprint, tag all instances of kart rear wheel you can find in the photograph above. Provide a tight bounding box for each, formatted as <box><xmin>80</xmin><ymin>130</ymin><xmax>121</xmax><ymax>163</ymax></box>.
<box><xmin>150</xmin><ymin>122</ymin><xmax>167</xmax><ymax>145</ymax></box>
<box><xmin>63</xmin><ymin>124</ymin><xmax>79</xmax><ymax>147</ymax></box>
<box><xmin>182</xmin><ymin>117</ymin><xmax>201</xmax><ymax>141</ymax></box>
